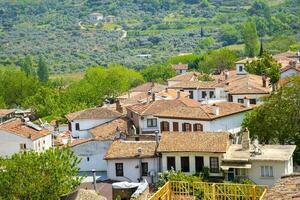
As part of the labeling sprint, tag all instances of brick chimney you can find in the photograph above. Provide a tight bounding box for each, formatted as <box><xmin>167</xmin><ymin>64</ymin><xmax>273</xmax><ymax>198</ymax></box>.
<box><xmin>262</xmin><ymin>74</ymin><xmax>267</xmax><ymax>88</ymax></box>
<box><xmin>152</xmin><ymin>92</ymin><xmax>155</xmax><ymax>102</ymax></box>
<box><xmin>244</xmin><ymin>96</ymin><xmax>250</xmax><ymax>108</ymax></box>
<box><xmin>116</xmin><ymin>100</ymin><xmax>123</xmax><ymax>113</ymax></box>
<box><xmin>241</xmin><ymin>128</ymin><xmax>250</xmax><ymax>150</ymax></box>
<box><xmin>176</xmin><ymin>90</ymin><xmax>181</xmax><ymax>99</ymax></box>
<box><xmin>224</xmin><ymin>70</ymin><xmax>229</xmax><ymax>80</ymax></box>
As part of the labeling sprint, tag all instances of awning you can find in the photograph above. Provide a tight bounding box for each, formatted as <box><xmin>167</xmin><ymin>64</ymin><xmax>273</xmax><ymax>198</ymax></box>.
<box><xmin>221</xmin><ymin>163</ymin><xmax>252</xmax><ymax>170</ymax></box>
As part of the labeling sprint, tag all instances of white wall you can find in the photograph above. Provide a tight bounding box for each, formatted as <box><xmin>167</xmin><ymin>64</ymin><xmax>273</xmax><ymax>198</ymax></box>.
<box><xmin>161</xmin><ymin>152</ymin><xmax>223</xmax><ymax>177</ymax></box>
<box><xmin>107</xmin><ymin>157</ymin><xmax>159</xmax><ymax>183</ymax></box>
<box><xmin>236</xmin><ymin>64</ymin><xmax>247</xmax><ymax>75</ymax></box>
<box><xmin>71</xmin><ymin>118</ymin><xmax>113</xmax><ymax>138</ymax></box>
<box><xmin>247</xmin><ymin>160</ymin><xmax>287</xmax><ymax>187</ymax></box>
<box><xmin>231</xmin><ymin>94</ymin><xmax>267</xmax><ymax>105</ymax></box>
<box><xmin>140</xmin><ymin>116</ymin><xmax>160</xmax><ymax>134</ymax></box>
<box><xmin>0</xmin><ymin>130</ymin><xmax>51</xmax><ymax>157</ymax></box>
<box><xmin>280</xmin><ymin>69</ymin><xmax>299</xmax><ymax>79</ymax></box>
<box><xmin>72</xmin><ymin>140</ymin><xmax>112</xmax><ymax>171</ymax></box>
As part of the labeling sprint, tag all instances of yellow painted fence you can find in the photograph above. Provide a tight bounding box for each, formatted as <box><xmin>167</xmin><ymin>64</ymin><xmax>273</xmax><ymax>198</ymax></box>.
<box><xmin>149</xmin><ymin>181</ymin><xmax>268</xmax><ymax>200</ymax></box>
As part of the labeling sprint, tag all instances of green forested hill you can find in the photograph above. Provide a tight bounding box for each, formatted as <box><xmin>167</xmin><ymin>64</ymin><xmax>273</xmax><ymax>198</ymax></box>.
<box><xmin>0</xmin><ymin>0</ymin><xmax>299</xmax><ymax>73</ymax></box>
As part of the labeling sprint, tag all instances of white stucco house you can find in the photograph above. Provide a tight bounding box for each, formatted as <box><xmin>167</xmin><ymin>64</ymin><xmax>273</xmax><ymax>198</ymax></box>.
<box><xmin>171</xmin><ymin>63</ymin><xmax>188</xmax><ymax>75</ymax></box>
<box><xmin>104</xmin><ymin>140</ymin><xmax>159</xmax><ymax>184</ymax></box>
<box><xmin>0</xmin><ymin>118</ymin><xmax>52</xmax><ymax>157</ymax></box>
<box><xmin>280</xmin><ymin>65</ymin><xmax>300</xmax><ymax>79</ymax></box>
<box><xmin>126</xmin><ymin>98</ymin><xmax>253</xmax><ymax>136</ymax></box>
<box><xmin>222</xmin><ymin>130</ymin><xmax>296</xmax><ymax>187</ymax></box>
<box><xmin>157</xmin><ymin>132</ymin><xmax>229</xmax><ymax>177</ymax></box>
<box><xmin>71</xmin><ymin>117</ymin><xmax>128</xmax><ymax>172</ymax></box>
<box><xmin>66</xmin><ymin>107</ymin><xmax>123</xmax><ymax>138</ymax></box>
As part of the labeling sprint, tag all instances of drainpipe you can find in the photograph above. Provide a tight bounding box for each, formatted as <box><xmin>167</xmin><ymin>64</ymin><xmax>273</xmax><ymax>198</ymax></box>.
<box><xmin>92</xmin><ymin>169</ymin><xmax>97</xmax><ymax>192</ymax></box>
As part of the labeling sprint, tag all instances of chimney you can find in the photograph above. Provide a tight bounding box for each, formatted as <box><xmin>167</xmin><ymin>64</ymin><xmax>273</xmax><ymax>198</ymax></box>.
<box><xmin>165</xmin><ymin>87</ymin><xmax>168</xmax><ymax>93</ymax></box>
<box><xmin>152</xmin><ymin>92</ymin><xmax>155</xmax><ymax>102</ymax></box>
<box><xmin>224</xmin><ymin>70</ymin><xmax>229</xmax><ymax>80</ymax></box>
<box><xmin>151</xmin><ymin>81</ymin><xmax>155</xmax><ymax>88</ymax></box>
<box><xmin>176</xmin><ymin>90</ymin><xmax>181</xmax><ymax>99</ymax></box>
<box><xmin>116</xmin><ymin>100</ymin><xmax>123</xmax><ymax>113</ymax></box>
<box><xmin>241</xmin><ymin>128</ymin><xmax>250</xmax><ymax>150</ymax></box>
<box><xmin>262</xmin><ymin>74</ymin><xmax>267</xmax><ymax>87</ymax></box>
<box><xmin>244</xmin><ymin>96</ymin><xmax>250</xmax><ymax>108</ymax></box>
<box><xmin>212</xmin><ymin>104</ymin><xmax>219</xmax><ymax>116</ymax></box>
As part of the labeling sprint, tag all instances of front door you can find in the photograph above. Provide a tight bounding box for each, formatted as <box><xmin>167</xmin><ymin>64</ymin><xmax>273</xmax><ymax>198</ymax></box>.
<box><xmin>195</xmin><ymin>156</ymin><xmax>204</xmax><ymax>173</ymax></box>
<box><xmin>228</xmin><ymin>168</ymin><xmax>235</xmax><ymax>181</ymax></box>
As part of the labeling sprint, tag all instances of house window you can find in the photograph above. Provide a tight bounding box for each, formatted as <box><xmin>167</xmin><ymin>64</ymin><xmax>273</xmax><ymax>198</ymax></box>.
<box><xmin>161</xmin><ymin>121</ymin><xmax>170</xmax><ymax>132</ymax></box>
<box><xmin>209</xmin><ymin>91</ymin><xmax>214</xmax><ymax>98</ymax></box>
<box><xmin>87</xmin><ymin>157</ymin><xmax>90</xmax><ymax>162</ymax></box>
<box><xmin>167</xmin><ymin>156</ymin><xmax>176</xmax><ymax>171</ymax></box>
<box><xmin>141</xmin><ymin>162</ymin><xmax>148</xmax><ymax>176</ymax></box>
<box><xmin>238</xmin><ymin>98</ymin><xmax>244</xmax><ymax>104</ymax></box>
<box><xmin>43</xmin><ymin>140</ymin><xmax>45</xmax><ymax>144</ymax></box>
<box><xmin>195</xmin><ymin>156</ymin><xmax>204</xmax><ymax>172</ymax></box>
<box><xmin>181</xmin><ymin>157</ymin><xmax>190</xmax><ymax>172</ymax></box>
<box><xmin>250</xmin><ymin>99</ymin><xmax>257</xmax><ymax>104</ymax></box>
<box><xmin>261</xmin><ymin>166</ymin><xmax>273</xmax><ymax>177</ymax></box>
<box><xmin>210</xmin><ymin>157</ymin><xmax>219</xmax><ymax>173</ymax></box>
<box><xmin>75</xmin><ymin>123</ymin><xmax>80</xmax><ymax>130</ymax></box>
<box><xmin>173</xmin><ymin>122</ymin><xmax>179</xmax><ymax>132</ymax></box>
<box><xmin>115</xmin><ymin>163</ymin><xmax>124</xmax><ymax>176</ymax></box>
<box><xmin>130</xmin><ymin>112</ymin><xmax>133</xmax><ymax>118</ymax></box>
<box><xmin>189</xmin><ymin>91</ymin><xmax>194</xmax><ymax>99</ymax></box>
<box><xmin>193</xmin><ymin>123</ymin><xmax>203</xmax><ymax>132</ymax></box>
<box><xmin>182</xmin><ymin>123</ymin><xmax>192</xmax><ymax>132</ymax></box>
<box><xmin>235</xmin><ymin>168</ymin><xmax>246</xmax><ymax>177</ymax></box>
<box><xmin>239</xmin><ymin>65</ymin><xmax>243</xmax><ymax>72</ymax></box>
<box><xmin>20</xmin><ymin>143</ymin><xmax>27</xmax><ymax>150</ymax></box>
<box><xmin>202</xmin><ymin>91</ymin><xmax>207</xmax><ymax>98</ymax></box>
<box><xmin>147</xmin><ymin>118</ymin><xmax>157</xmax><ymax>127</ymax></box>
<box><xmin>68</xmin><ymin>122</ymin><xmax>72</xmax><ymax>131</ymax></box>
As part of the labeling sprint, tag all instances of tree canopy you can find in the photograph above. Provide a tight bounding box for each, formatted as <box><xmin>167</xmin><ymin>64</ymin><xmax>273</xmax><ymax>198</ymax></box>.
<box><xmin>0</xmin><ymin>148</ymin><xmax>82</xmax><ymax>200</ymax></box>
<box><xmin>243</xmin><ymin>20</ymin><xmax>259</xmax><ymax>57</ymax></box>
<box><xmin>141</xmin><ymin>64</ymin><xmax>176</xmax><ymax>83</ymax></box>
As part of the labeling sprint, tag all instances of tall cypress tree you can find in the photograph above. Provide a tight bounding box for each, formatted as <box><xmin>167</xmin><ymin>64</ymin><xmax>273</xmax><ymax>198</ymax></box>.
<box><xmin>243</xmin><ymin>20</ymin><xmax>259</xmax><ymax>57</ymax></box>
<box><xmin>20</xmin><ymin>55</ymin><xmax>35</xmax><ymax>77</ymax></box>
<box><xmin>259</xmin><ymin>38</ymin><xmax>264</xmax><ymax>56</ymax></box>
<box><xmin>37</xmin><ymin>56</ymin><xmax>49</xmax><ymax>82</ymax></box>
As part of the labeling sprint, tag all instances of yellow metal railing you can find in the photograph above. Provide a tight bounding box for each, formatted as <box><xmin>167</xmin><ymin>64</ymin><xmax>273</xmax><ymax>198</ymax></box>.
<box><xmin>149</xmin><ymin>181</ymin><xmax>268</xmax><ymax>200</ymax></box>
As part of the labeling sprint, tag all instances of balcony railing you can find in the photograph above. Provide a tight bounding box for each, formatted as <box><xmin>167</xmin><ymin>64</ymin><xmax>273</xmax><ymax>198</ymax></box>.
<box><xmin>149</xmin><ymin>181</ymin><xmax>268</xmax><ymax>200</ymax></box>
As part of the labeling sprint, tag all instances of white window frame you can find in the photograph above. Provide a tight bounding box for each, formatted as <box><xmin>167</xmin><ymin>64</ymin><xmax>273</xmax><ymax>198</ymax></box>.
<box><xmin>261</xmin><ymin>166</ymin><xmax>273</xmax><ymax>177</ymax></box>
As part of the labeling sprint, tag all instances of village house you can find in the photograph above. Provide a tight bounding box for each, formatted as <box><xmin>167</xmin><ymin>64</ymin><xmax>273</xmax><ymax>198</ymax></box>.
<box><xmin>71</xmin><ymin>118</ymin><xmax>128</xmax><ymax>172</ymax></box>
<box><xmin>89</xmin><ymin>12</ymin><xmax>104</xmax><ymax>21</ymax></box>
<box><xmin>126</xmin><ymin>98</ymin><xmax>253</xmax><ymax>135</ymax></box>
<box><xmin>157</xmin><ymin>132</ymin><xmax>229</xmax><ymax>177</ymax></box>
<box><xmin>167</xmin><ymin>71</ymin><xmax>200</xmax><ymax>87</ymax></box>
<box><xmin>171</xmin><ymin>63</ymin><xmax>188</xmax><ymax>75</ymax></box>
<box><xmin>0</xmin><ymin>109</ymin><xmax>16</xmax><ymax>123</ymax></box>
<box><xmin>222</xmin><ymin>129</ymin><xmax>295</xmax><ymax>187</ymax></box>
<box><xmin>234</xmin><ymin>57</ymin><xmax>258</xmax><ymax>75</ymax></box>
<box><xmin>104</xmin><ymin>140</ymin><xmax>159</xmax><ymax>184</ymax></box>
<box><xmin>0</xmin><ymin>118</ymin><xmax>52</xmax><ymax>157</ymax></box>
<box><xmin>66</xmin><ymin>107</ymin><xmax>123</xmax><ymax>138</ymax></box>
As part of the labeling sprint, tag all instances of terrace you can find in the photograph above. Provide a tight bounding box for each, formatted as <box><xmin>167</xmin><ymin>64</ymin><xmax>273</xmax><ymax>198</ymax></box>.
<box><xmin>149</xmin><ymin>181</ymin><xmax>268</xmax><ymax>200</ymax></box>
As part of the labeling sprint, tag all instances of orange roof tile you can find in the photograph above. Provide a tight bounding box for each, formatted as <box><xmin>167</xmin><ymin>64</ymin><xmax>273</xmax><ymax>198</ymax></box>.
<box><xmin>104</xmin><ymin>140</ymin><xmax>157</xmax><ymax>159</ymax></box>
<box><xmin>0</xmin><ymin>109</ymin><xmax>16</xmax><ymax>117</ymax></box>
<box><xmin>66</xmin><ymin>107</ymin><xmax>122</xmax><ymax>121</ymax></box>
<box><xmin>0</xmin><ymin>118</ymin><xmax>50</xmax><ymax>141</ymax></box>
<box><xmin>158</xmin><ymin>132</ymin><xmax>229</xmax><ymax>153</ymax></box>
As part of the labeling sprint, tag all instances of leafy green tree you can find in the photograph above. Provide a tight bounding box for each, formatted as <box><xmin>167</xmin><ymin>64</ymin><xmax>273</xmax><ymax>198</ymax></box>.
<box><xmin>220</xmin><ymin>24</ymin><xmax>240</xmax><ymax>46</ymax></box>
<box><xmin>167</xmin><ymin>54</ymin><xmax>200</xmax><ymax>69</ymax></box>
<box><xmin>19</xmin><ymin>55</ymin><xmax>36</xmax><ymax>77</ymax></box>
<box><xmin>0</xmin><ymin>148</ymin><xmax>82</xmax><ymax>200</ymax></box>
<box><xmin>245</xmin><ymin>52</ymin><xmax>280</xmax><ymax>90</ymax></box>
<box><xmin>248</xmin><ymin>0</ymin><xmax>271</xmax><ymax>21</ymax></box>
<box><xmin>37</xmin><ymin>56</ymin><xmax>49</xmax><ymax>82</ymax></box>
<box><xmin>141</xmin><ymin>64</ymin><xmax>176</xmax><ymax>83</ymax></box>
<box><xmin>196</xmin><ymin>37</ymin><xmax>215</xmax><ymax>52</ymax></box>
<box><xmin>243</xmin><ymin>20</ymin><xmax>259</xmax><ymax>57</ymax></box>
<box><xmin>198</xmin><ymin>49</ymin><xmax>237</xmax><ymax>73</ymax></box>
<box><xmin>242</xmin><ymin>76</ymin><xmax>300</xmax><ymax>163</ymax></box>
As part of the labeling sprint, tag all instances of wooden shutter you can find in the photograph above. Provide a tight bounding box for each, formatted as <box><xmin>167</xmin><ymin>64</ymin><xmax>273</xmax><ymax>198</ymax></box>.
<box><xmin>173</xmin><ymin>122</ymin><xmax>179</xmax><ymax>132</ymax></box>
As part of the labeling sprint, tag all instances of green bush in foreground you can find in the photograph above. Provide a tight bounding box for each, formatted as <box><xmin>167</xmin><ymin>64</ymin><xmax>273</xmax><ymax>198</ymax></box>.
<box><xmin>0</xmin><ymin>148</ymin><xmax>82</xmax><ymax>200</ymax></box>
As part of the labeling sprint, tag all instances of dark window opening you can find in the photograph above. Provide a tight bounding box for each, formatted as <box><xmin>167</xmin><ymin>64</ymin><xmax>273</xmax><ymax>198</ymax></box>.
<box><xmin>167</xmin><ymin>157</ymin><xmax>176</xmax><ymax>171</ymax></box>
<box><xmin>193</xmin><ymin>123</ymin><xmax>203</xmax><ymax>132</ymax></box>
<box><xmin>161</xmin><ymin>121</ymin><xmax>170</xmax><ymax>132</ymax></box>
<box><xmin>182</xmin><ymin>123</ymin><xmax>192</xmax><ymax>132</ymax></box>
<box><xmin>181</xmin><ymin>157</ymin><xmax>190</xmax><ymax>172</ymax></box>
<box><xmin>68</xmin><ymin>122</ymin><xmax>72</xmax><ymax>131</ymax></box>
<box><xmin>238</xmin><ymin>98</ymin><xmax>244</xmax><ymax>104</ymax></box>
<box><xmin>87</xmin><ymin>157</ymin><xmax>90</xmax><ymax>162</ymax></box>
<box><xmin>239</xmin><ymin>66</ymin><xmax>243</xmax><ymax>72</ymax></box>
<box><xmin>189</xmin><ymin>91</ymin><xmax>194</xmax><ymax>99</ymax></box>
<box><xmin>209</xmin><ymin>91</ymin><xmax>214</xmax><ymax>98</ymax></box>
<box><xmin>250</xmin><ymin>99</ymin><xmax>257</xmax><ymax>104</ymax></box>
<box><xmin>202</xmin><ymin>91</ymin><xmax>207</xmax><ymax>98</ymax></box>
<box><xmin>115</xmin><ymin>163</ymin><xmax>124</xmax><ymax>176</ymax></box>
<box><xmin>141</xmin><ymin>162</ymin><xmax>148</xmax><ymax>176</ymax></box>
<box><xmin>173</xmin><ymin>122</ymin><xmax>179</xmax><ymax>132</ymax></box>
<box><xmin>210</xmin><ymin>157</ymin><xmax>219</xmax><ymax>173</ymax></box>
<box><xmin>75</xmin><ymin>123</ymin><xmax>80</xmax><ymax>130</ymax></box>
<box><xmin>195</xmin><ymin>156</ymin><xmax>204</xmax><ymax>172</ymax></box>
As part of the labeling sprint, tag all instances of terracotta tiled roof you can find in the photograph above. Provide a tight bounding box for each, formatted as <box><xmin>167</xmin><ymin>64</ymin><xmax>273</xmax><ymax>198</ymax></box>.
<box><xmin>104</xmin><ymin>140</ymin><xmax>157</xmax><ymax>160</ymax></box>
<box><xmin>171</xmin><ymin>63</ymin><xmax>188</xmax><ymax>70</ymax></box>
<box><xmin>157</xmin><ymin>132</ymin><xmax>229</xmax><ymax>153</ymax></box>
<box><xmin>170</xmin><ymin>80</ymin><xmax>220</xmax><ymax>89</ymax></box>
<box><xmin>127</xmin><ymin>99</ymin><xmax>201</xmax><ymax>116</ymax></box>
<box><xmin>168</xmin><ymin>71</ymin><xmax>200</xmax><ymax>81</ymax></box>
<box><xmin>130</xmin><ymin>82</ymin><xmax>166</xmax><ymax>93</ymax></box>
<box><xmin>280</xmin><ymin>64</ymin><xmax>300</xmax><ymax>73</ymax></box>
<box><xmin>274</xmin><ymin>51</ymin><xmax>300</xmax><ymax>68</ymax></box>
<box><xmin>66</xmin><ymin>107</ymin><xmax>122</xmax><ymax>121</ymax></box>
<box><xmin>89</xmin><ymin>118</ymin><xmax>128</xmax><ymax>141</ymax></box>
<box><xmin>70</xmin><ymin>138</ymin><xmax>93</xmax><ymax>147</ymax></box>
<box><xmin>264</xmin><ymin>173</ymin><xmax>300</xmax><ymax>200</ymax></box>
<box><xmin>0</xmin><ymin>109</ymin><xmax>16</xmax><ymax>117</ymax></box>
<box><xmin>0</xmin><ymin>118</ymin><xmax>50</xmax><ymax>141</ymax></box>
<box><xmin>155</xmin><ymin>101</ymin><xmax>253</xmax><ymax>120</ymax></box>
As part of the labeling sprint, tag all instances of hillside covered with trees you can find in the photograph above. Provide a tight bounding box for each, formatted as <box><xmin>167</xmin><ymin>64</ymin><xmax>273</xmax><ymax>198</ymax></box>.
<box><xmin>0</xmin><ymin>0</ymin><xmax>299</xmax><ymax>73</ymax></box>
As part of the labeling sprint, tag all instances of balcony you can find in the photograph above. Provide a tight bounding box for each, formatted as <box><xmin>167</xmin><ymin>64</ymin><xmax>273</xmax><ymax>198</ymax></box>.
<box><xmin>149</xmin><ymin>181</ymin><xmax>268</xmax><ymax>200</ymax></box>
